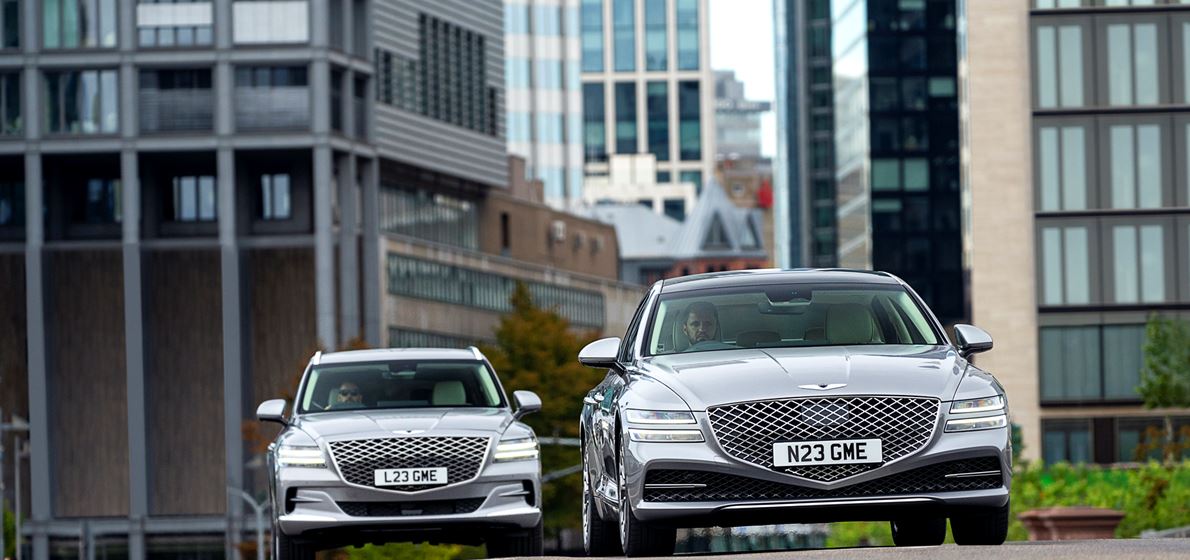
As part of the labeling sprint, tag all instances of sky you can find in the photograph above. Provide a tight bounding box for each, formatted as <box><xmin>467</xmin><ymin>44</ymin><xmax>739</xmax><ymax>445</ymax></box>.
<box><xmin>709</xmin><ymin>0</ymin><xmax>778</xmax><ymax>157</ymax></box>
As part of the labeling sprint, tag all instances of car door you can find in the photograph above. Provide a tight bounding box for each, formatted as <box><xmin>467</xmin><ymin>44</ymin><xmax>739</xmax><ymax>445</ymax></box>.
<box><xmin>596</xmin><ymin>287</ymin><xmax>655</xmax><ymax>494</ymax></box>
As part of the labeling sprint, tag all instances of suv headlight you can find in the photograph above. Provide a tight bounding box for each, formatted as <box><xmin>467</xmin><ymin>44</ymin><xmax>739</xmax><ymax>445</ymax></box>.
<box><xmin>494</xmin><ymin>437</ymin><xmax>540</xmax><ymax>462</ymax></box>
<box><xmin>625</xmin><ymin>409</ymin><xmax>697</xmax><ymax>424</ymax></box>
<box><xmin>945</xmin><ymin>414</ymin><xmax>1008</xmax><ymax>432</ymax></box>
<box><xmin>277</xmin><ymin>444</ymin><xmax>327</xmax><ymax>468</ymax></box>
<box><xmin>949</xmin><ymin>395</ymin><xmax>1005</xmax><ymax>414</ymax></box>
<box><xmin>628</xmin><ymin>428</ymin><xmax>705</xmax><ymax>442</ymax></box>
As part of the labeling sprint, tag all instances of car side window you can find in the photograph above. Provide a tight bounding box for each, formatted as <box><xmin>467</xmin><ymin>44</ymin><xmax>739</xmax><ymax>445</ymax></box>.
<box><xmin>618</xmin><ymin>293</ymin><xmax>650</xmax><ymax>363</ymax></box>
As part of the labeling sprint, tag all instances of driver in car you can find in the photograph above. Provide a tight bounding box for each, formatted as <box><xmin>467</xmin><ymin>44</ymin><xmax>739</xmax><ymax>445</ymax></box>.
<box><xmin>330</xmin><ymin>381</ymin><xmax>365</xmax><ymax>409</ymax></box>
<box><xmin>681</xmin><ymin>302</ymin><xmax>723</xmax><ymax>350</ymax></box>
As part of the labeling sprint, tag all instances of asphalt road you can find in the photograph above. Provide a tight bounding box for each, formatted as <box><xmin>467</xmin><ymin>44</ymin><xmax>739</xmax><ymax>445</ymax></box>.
<box><xmin>537</xmin><ymin>539</ymin><xmax>1190</xmax><ymax>559</ymax></box>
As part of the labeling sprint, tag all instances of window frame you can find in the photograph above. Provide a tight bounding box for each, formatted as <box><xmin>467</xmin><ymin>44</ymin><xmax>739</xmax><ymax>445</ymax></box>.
<box><xmin>1095</xmin><ymin>13</ymin><xmax>1168</xmax><ymax>108</ymax></box>
<box><xmin>1100</xmin><ymin>216</ymin><xmax>1176</xmax><ymax>305</ymax></box>
<box><xmin>1031</xmin><ymin>16</ymin><xmax>1094</xmax><ymax>110</ymax></box>
<box><xmin>1034</xmin><ymin>116</ymin><xmax>1097</xmax><ymax>212</ymax></box>
<box><xmin>1035</xmin><ymin>217</ymin><xmax>1103</xmax><ymax>307</ymax></box>
<box><xmin>1096</xmin><ymin>114</ymin><xmax>1173</xmax><ymax>210</ymax></box>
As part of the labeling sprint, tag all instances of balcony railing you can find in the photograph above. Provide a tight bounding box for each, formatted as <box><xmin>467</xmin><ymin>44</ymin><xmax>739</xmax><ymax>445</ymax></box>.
<box><xmin>139</xmin><ymin>88</ymin><xmax>214</xmax><ymax>133</ymax></box>
<box><xmin>234</xmin><ymin>87</ymin><xmax>309</xmax><ymax>131</ymax></box>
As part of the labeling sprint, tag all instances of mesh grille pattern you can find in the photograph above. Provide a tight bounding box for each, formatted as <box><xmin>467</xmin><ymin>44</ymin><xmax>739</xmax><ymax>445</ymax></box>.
<box><xmin>328</xmin><ymin>437</ymin><xmax>490</xmax><ymax>491</ymax></box>
<box><xmin>337</xmin><ymin>498</ymin><xmax>486</xmax><ymax>517</ymax></box>
<box><xmin>643</xmin><ymin>456</ymin><xmax>1002</xmax><ymax>502</ymax></box>
<box><xmin>708</xmin><ymin>396</ymin><xmax>940</xmax><ymax>482</ymax></box>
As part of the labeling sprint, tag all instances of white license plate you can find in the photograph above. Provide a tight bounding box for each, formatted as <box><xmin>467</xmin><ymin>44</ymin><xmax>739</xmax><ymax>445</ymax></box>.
<box><xmin>373</xmin><ymin>467</ymin><xmax>448</xmax><ymax>487</ymax></box>
<box><xmin>772</xmin><ymin>439</ymin><xmax>883</xmax><ymax>467</ymax></box>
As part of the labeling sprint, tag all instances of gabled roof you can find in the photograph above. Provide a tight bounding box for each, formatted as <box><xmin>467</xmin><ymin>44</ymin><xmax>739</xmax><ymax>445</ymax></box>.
<box><xmin>669</xmin><ymin>179</ymin><xmax>767</xmax><ymax>259</ymax></box>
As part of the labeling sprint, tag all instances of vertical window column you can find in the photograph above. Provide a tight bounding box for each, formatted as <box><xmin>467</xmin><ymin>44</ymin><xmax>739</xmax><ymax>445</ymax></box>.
<box><xmin>1035</xmin><ymin>22</ymin><xmax>1085</xmax><ymax>108</ymax></box>
<box><xmin>583</xmin><ymin>82</ymin><xmax>606</xmax><ymax>162</ymax></box>
<box><xmin>1040</xmin><ymin>224</ymin><xmax>1093</xmax><ymax>306</ymax></box>
<box><xmin>647</xmin><ymin>81</ymin><xmax>669</xmax><ymax>162</ymax></box>
<box><xmin>43</xmin><ymin>0</ymin><xmax>118</xmax><ymax>48</ymax></box>
<box><xmin>612</xmin><ymin>0</ymin><xmax>635</xmax><ymax>71</ymax></box>
<box><xmin>1105</xmin><ymin>122</ymin><xmax>1165</xmax><ymax>209</ymax></box>
<box><xmin>678</xmin><ymin>80</ymin><xmax>701</xmax><ymax>161</ymax></box>
<box><xmin>676</xmin><ymin>0</ymin><xmax>700</xmax><ymax>70</ymax></box>
<box><xmin>580</xmin><ymin>0</ymin><xmax>604</xmax><ymax>72</ymax></box>
<box><xmin>1037</xmin><ymin>123</ymin><xmax>1090</xmax><ymax>211</ymax></box>
<box><xmin>644</xmin><ymin>0</ymin><xmax>667</xmax><ymax>71</ymax></box>
<box><xmin>44</xmin><ymin>69</ymin><xmax>120</xmax><ymax>134</ymax></box>
<box><xmin>615</xmin><ymin>81</ymin><xmax>637</xmax><ymax>154</ymax></box>
<box><xmin>0</xmin><ymin>71</ymin><xmax>19</xmax><ymax>135</ymax></box>
<box><xmin>1104</xmin><ymin>20</ymin><xmax>1161</xmax><ymax>107</ymax></box>
<box><xmin>1</xmin><ymin>0</ymin><xmax>18</xmax><ymax>48</ymax></box>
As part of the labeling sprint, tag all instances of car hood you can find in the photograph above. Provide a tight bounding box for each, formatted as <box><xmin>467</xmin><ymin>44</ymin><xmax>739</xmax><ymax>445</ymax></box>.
<box><xmin>642</xmin><ymin>345</ymin><xmax>965</xmax><ymax>410</ymax></box>
<box><xmin>293</xmin><ymin>408</ymin><xmax>513</xmax><ymax>442</ymax></box>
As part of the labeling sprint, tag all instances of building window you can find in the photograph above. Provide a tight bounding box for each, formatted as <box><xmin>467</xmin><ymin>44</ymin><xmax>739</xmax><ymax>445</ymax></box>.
<box><xmin>139</xmin><ymin>68</ymin><xmax>213</xmax><ymax>133</ymax></box>
<box><xmin>615</xmin><ymin>82</ymin><xmax>637</xmax><ymax>154</ymax></box>
<box><xmin>537</xmin><ymin>59</ymin><xmax>563</xmax><ymax>90</ymax></box>
<box><xmin>386</xmin><ymin>253</ymin><xmax>606</xmax><ymax>330</ymax></box>
<box><xmin>137</xmin><ymin>0</ymin><xmax>213</xmax><ymax>47</ymax></box>
<box><xmin>43</xmin><ymin>0</ymin><xmax>117</xmax><ymax>48</ymax></box>
<box><xmin>581</xmin><ymin>0</ymin><xmax>603</xmax><ymax>72</ymax></box>
<box><xmin>656</xmin><ymin>171</ymin><xmax>671</xmax><ymax>183</ymax></box>
<box><xmin>644</xmin><ymin>0</ymin><xmax>667</xmax><ymax>71</ymax></box>
<box><xmin>232</xmin><ymin>0</ymin><xmax>309</xmax><ymax>44</ymax></box>
<box><xmin>1040</xmin><ymin>324</ymin><xmax>1147</xmax><ymax>404</ymax></box>
<box><xmin>417</xmin><ymin>14</ymin><xmax>498</xmax><ymax>136</ymax></box>
<box><xmin>331</xmin><ymin>68</ymin><xmax>343</xmax><ymax>133</ymax></box>
<box><xmin>1</xmin><ymin>0</ymin><xmax>18</xmax><ymax>49</ymax></box>
<box><xmin>0</xmin><ymin>182</ymin><xmax>23</xmax><ymax>226</ymax></box>
<box><xmin>379</xmin><ymin>187</ymin><xmax>478</xmax><ymax>249</ymax></box>
<box><xmin>647</xmin><ymin>81</ymin><xmax>669</xmax><ymax>162</ymax></box>
<box><xmin>679</xmin><ymin>170</ymin><xmax>702</xmax><ymax>192</ymax></box>
<box><xmin>1107</xmin><ymin>123</ymin><xmax>1164</xmax><ymax>209</ymax></box>
<box><xmin>1105</xmin><ymin>22</ymin><xmax>1160</xmax><ymax>107</ymax></box>
<box><xmin>1035</xmin><ymin>23</ymin><xmax>1084</xmax><ymax>109</ymax></box>
<box><xmin>1</xmin><ymin>72</ymin><xmax>19</xmax><ymax>135</ymax></box>
<box><xmin>44</xmin><ymin>69</ymin><xmax>119</xmax><ymax>134</ymax></box>
<box><xmin>373</xmin><ymin>48</ymin><xmax>420</xmax><ymax>113</ymax></box>
<box><xmin>79</xmin><ymin>178</ymin><xmax>121</xmax><ymax>224</ymax></box>
<box><xmin>663</xmin><ymin>199</ymin><xmax>685</xmax><ymax>222</ymax></box>
<box><xmin>612</xmin><ymin>0</ymin><xmax>635</xmax><ymax>72</ymax></box>
<box><xmin>676</xmin><ymin>0</ymin><xmax>700</xmax><ymax>71</ymax></box>
<box><xmin>500</xmin><ymin>212</ymin><xmax>510</xmax><ymax>254</ymax></box>
<box><xmin>234</xmin><ymin>65</ymin><xmax>309</xmax><ymax>131</ymax></box>
<box><xmin>171</xmin><ymin>175</ymin><xmax>216</xmax><ymax>222</ymax></box>
<box><xmin>1110</xmin><ymin>224</ymin><xmax>1165</xmax><ymax>304</ymax></box>
<box><xmin>259</xmin><ymin>173</ymin><xmax>291</xmax><ymax>220</ymax></box>
<box><xmin>1037</xmin><ymin>123</ymin><xmax>1089</xmax><ymax>211</ymax></box>
<box><xmin>678</xmin><ymin>81</ymin><xmax>701</xmax><ymax>161</ymax></box>
<box><xmin>1040</xmin><ymin>225</ymin><xmax>1091</xmax><ymax>305</ymax></box>
<box><xmin>583</xmin><ymin>82</ymin><xmax>607</xmax><ymax>162</ymax></box>
<box><xmin>1042</xmin><ymin>420</ymin><xmax>1092</xmax><ymax>464</ymax></box>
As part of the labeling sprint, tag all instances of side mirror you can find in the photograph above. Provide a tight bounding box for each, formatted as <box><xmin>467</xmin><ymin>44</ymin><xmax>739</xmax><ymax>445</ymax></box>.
<box><xmin>512</xmin><ymin>390</ymin><xmax>542</xmax><ymax>421</ymax></box>
<box><xmin>256</xmin><ymin>399</ymin><xmax>288</xmax><ymax>425</ymax></box>
<box><xmin>578</xmin><ymin>337</ymin><xmax>621</xmax><ymax>368</ymax></box>
<box><xmin>954</xmin><ymin>324</ymin><xmax>993</xmax><ymax>358</ymax></box>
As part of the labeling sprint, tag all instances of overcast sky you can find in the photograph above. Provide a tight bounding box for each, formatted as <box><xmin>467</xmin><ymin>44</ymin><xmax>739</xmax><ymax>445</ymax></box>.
<box><xmin>709</xmin><ymin>0</ymin><xmax>777</xmax><ymax>157</ymax></box>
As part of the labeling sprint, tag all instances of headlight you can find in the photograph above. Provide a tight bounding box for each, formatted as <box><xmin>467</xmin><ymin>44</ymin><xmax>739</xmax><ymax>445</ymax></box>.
<box><xmin>950</xmin><ymin>395</ymin><xmax>1005</xmax><ymax>414</ymax></box>
<box><xmin>945</xmin><ymin>414</ymin><xmax>1008</xmax><ymax>432</ymax></box>
<box><xmin>277</xmin><ymin>444</ymin><xmax>327</xmax><ymax>468</ymax></box>
<box><xmin>628</xmin><ymin>428</ymin><xmax>705</xmax><ymax>442</ymax></box>
<box><xmin>625</xmin><ymin>409</ymin><xmax>697</xmax><ymax>425</ymax></box>
<box><xmin>494</xmin><ymin>437</ymin><xmax>540</xmax><ymax>462</ymax></box>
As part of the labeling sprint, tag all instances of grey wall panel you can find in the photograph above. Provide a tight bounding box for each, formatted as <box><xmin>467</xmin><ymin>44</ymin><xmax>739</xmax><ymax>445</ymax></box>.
<box><xmin>374</xmin><ymin>0</ymin><xmax>508</xmax><ymax>186</ymax></box>
<box><xmin>47</xmin><ymin>250</ymin><xmax>129</xmax><ymax>518</ymax></box>
<box><xmin>145</xmin><ymin>250</ymin><xmax>226</xmax><ymax>516</ymax></box>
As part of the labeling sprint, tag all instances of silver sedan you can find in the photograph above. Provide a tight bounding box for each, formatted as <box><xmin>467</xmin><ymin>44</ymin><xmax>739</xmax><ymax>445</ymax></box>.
<box><xmin>577</xmin><ymin>269</ymin><xmax>1011</xmax><ymax>556</ymax></box>
<box><xmin>257</xmin><ymin>347</ymin><xmax>544</xmax><ymax>559</ymax></box>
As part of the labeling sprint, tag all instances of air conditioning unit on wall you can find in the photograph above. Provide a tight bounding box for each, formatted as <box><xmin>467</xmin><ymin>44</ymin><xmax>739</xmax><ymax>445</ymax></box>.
<box><xmin>550</xmin><ymin>220</ymin><xmax>566</xmax><ymax>243</ymax></box>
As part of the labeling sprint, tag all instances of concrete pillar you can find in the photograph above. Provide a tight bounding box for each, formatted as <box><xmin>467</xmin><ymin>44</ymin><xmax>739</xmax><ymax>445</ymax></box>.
<box><xmin>362</xmin><ymin>158</ymin><xmax>381</xmax><ymax>347</ymax></box>
<box><xmin>217</xmin><ymin>147</ymin><xmax>244</xmax><ymax>559</ymax></box>
<box><xmin>338</xmin><ymin>154</ymin><xmax>360</xmax><ymax>344</ymax></box>
<box><xmin>23</xmin><ymin>152</ymin><xmax>49</xmax><ymax>560</ymax></box>
<box><xmin>314</xmin><ymin>145</ymin><xmax>336</xmax><ymax>349</ymax></box>
<box><xmin>120</xmin><ymin>148</ymin><xmax>148</xmax><ymax>560</ymax></box>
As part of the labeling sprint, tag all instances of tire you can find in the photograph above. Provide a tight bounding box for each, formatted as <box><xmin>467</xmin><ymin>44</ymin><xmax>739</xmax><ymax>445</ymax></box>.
<box><xmin>617</xmin><ymin>443</ymin><xmax>676</xmax><ymax>557</ymax></box>
<box><xmin>951</xmin><ymin>501</ymin><xmax>1010</xmax><ymax>545</ymax></box>
<box><xmin>890</xmin><ymin>516</ymin><xmax>947</xmax><ymax>547</ymax></box>
<box><xmin>583</xmin><ymin>444</ymin><xmax>623</xmax><ymax>556</ymax></box>
<box><xmin>274</xmin><ymin>529</ymin><xmax>314</xmax><ymax>560</ymax></box>
<box><xmin>486</xmin><ymin>520</ymin><xmax>544</xmax><ymax>558</ymax></box>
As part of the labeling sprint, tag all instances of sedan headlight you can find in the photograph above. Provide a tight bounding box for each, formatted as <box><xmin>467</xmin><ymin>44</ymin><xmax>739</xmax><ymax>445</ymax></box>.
<box><xmin>950</xmin><ymin>395</ymin><xmax>1005</xmax><ymax>414</ymax></box>
<box><xmin>277</xmin><ymin>444</ymin><xmax>327</xmax><ymax>468</ymax></box>
<box><xmin>625</xmin><ymin>409</ymin><xmax>697</xmax><ymax>425</ymax></box>
<box><xmin>494</xmin><ymin>437</ymin><xmax>540</xmax><ymax>462</ymax></box>
<box><xmin>628</xmin><ymin>428</ymin><xmax>705</xmax><ymax>442</ymax></box>
<box><xmin>945</xmin><ymin>414</ymin><xmax>1008</xmax><ymax>432</ymax></box>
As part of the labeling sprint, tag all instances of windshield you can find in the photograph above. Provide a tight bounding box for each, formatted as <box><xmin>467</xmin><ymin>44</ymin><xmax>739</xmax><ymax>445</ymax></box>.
<box><xmin>297</xmin><ymin>360</ymin><xmax>505</xmax><ymax>414</ymax></box>
<box><xmin>645</xmin><ymin>283</ymin><xmax>941</xmax><ymax>356</ymax></box>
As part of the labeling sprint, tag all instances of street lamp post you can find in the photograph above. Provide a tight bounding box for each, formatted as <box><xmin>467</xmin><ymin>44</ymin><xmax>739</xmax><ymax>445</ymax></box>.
<box><xmin>228</xmin><ymin>488</ymin><xmax>267</xmax><ymax>560</ymax></box>
<box><xmin>1</xmin><ymin>408</ymin><xmax>30</xmax><ymax>560</ymax></box>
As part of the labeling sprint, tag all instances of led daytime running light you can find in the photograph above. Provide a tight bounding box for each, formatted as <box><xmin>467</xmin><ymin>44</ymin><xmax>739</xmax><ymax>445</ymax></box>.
<box><xmin>494</xmin><ymin>438</ymin><xmax>540</xmax><ymax>461</ymax></box>
<box><xmin>625</xmin><ymin>409</ymin><xmax>697</xmax><ymax>424</ymax></box>
<box><xmin>950</xmin><ymin>395</ymin><xmax>1006</xmax><ymax>414</ymax></box>
<box><xmin>628</xmin><ymin>428</ymin><xmax>705</xmax><ymax>442</ymax></box>
<box><xmin>277</xmin><ymin>445</ymin><xmax>327</xmax><ymax>467</ymax></box>
<box><xmin>945</xmin><ymin>414</ymin><xmax>1008</xmax><ymax>432</ymax></box>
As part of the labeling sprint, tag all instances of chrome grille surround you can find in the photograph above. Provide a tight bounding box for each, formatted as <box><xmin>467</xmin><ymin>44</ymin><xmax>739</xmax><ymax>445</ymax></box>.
<box><xmin>707</xmin><ymin>396</ymin><xmax>941</xmax><ymax>483</ymax></box>
<box><xmin>327</xmin><ymin>436</ymin><xmax>491</xmax><ymax>492</ymax></box>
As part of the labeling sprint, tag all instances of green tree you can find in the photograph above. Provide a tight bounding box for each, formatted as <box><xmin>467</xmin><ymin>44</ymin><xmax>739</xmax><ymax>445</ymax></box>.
<box><xmin>480</xmin><ymin>282</ymin><xmax>605</xmax><ymax>538</ymax></box>
<box><xmin>1138</xmin><ymin>314</ymin><xmax>1190</xmax><ymax>462</ymax></box>
<box><xmin>4</xmin><ymin>506</ymin><xmax>13</xmax><ymax>559</ymax></box>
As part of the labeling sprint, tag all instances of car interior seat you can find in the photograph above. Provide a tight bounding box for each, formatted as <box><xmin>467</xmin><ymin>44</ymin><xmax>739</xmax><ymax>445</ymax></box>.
<box><xmin>825</xmin><ymin>303</ymin><xmax>882</xmax><ymax>345</ymax></box>
<box><xmin>432</xmin><ymin>380</ymin><xmax>467</xmax><ymax>406</ymax></box>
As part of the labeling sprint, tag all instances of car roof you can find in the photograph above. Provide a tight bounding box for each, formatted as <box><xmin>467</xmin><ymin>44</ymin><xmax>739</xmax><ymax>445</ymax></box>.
<box><xmin>315</xmin><ymin>347</ymin><xmax>483</xmax><ymax>365</ymax></box>
<box><xmin>659</xmin><ymin>268</ymin><xmax>902</xmax><ymax>294</ymax></box>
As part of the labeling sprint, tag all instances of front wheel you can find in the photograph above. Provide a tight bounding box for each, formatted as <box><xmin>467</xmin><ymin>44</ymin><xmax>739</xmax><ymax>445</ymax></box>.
<box><xmin>890</xmin><ymin>516</ymin><xmax>946</xmax><ymax>546</ymax></box>
<box><xmin>617</xmin><ymin>443</ymin><xmax>675</xmax><ymax>557</ymax></box>
<box><xmin>274</xmin><ymin>528</ymin><xmax>314</xmax><ymax>560</ymax></box>
<box><xmin>583</xmin><ymin>443</ymin><xmax>622</xmax><ymax>556</ymax></box>
<box><xmin>951</xmin><ymin>501</ymin><xmax>1010</xmax><ymax>545</ymax></box>
<box><xmin>486</xmin><ymin>520</ymin><xmax>544</xmax><ymax>558</ymax></box>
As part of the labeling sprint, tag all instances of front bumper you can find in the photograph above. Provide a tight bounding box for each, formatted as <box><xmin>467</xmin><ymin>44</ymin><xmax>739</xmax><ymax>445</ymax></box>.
<box><xmin>623</xmin><ymin>413</ymin><xmax>1011</xmax><ymax>525</ymax></box>
<box><xmin>275</xmin><ymin>458</ymin><xmax>542</xmax><ymax>541</ymax></box>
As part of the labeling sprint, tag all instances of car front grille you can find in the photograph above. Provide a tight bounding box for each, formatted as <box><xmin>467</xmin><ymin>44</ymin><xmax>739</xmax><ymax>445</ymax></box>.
<box><xmin>643</xmin><ymin>456</ymin><xmax>1002</xmax><ymax>502</ymax></box>
<box><xmin>328</xmin><ymin>436</ymin><xmax>490</xmax><ymax>491</ymax></box>
<box><xmin>337</xmin><ymin>498</ymin><xmax>486</xmax><ymax>517</ymax></box>
<box><xmin>707</xmin><ymin>396</ymin><xmax>940</xmax><ymax>482</ymax></box>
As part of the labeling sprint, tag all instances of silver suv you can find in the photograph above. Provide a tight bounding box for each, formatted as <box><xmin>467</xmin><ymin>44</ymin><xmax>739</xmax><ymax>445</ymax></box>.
<box><xmin>257</xmin><ymin>348</ymin><xmax>544</xmax><ymax>559</ymax></box>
